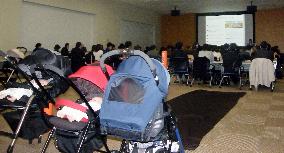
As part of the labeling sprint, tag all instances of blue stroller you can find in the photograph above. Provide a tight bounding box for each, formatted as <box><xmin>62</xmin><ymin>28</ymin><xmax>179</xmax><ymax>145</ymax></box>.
<box><xmin>99</xmin><ymin>50</ymin><xmax>184</xmax><ymax>153</ymax></box>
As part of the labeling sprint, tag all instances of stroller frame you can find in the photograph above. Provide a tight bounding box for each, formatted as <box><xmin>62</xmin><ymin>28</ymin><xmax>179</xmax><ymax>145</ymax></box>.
<box><xmin>34</xmin><ymin>65</ymin><xmax>111</xmax><ymax>153</ymax></box>
<box><xmin>0</xmin><ymin>52</ymin><xmax>51</xmax><ymax>153</ymax></box>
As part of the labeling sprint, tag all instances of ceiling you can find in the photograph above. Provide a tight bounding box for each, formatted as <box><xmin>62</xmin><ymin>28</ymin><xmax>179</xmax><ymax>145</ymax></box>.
<box><xmin>116</xmin><ymin>0</ymin><xmax>284</xmax><ymax>14</ymax></box>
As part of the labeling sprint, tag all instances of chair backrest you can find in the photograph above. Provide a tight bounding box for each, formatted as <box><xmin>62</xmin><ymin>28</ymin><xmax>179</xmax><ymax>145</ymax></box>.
<box><xmin>171</xmin><ymin>57</ymin><xmax>189</xmax><ymax>73</ymax></box>
<box><xmin>192</xmin><ymin>57</ymin><xmax>210</xmax><ymax>78</ymax></box>
<box><xmin>222</xmin><ymin>51</ymin><xmax>239</xmax><ymax>73</ymax></box>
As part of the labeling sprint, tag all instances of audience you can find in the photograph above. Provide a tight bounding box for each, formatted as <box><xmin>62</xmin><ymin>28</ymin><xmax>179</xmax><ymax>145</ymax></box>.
<box><xmin>33</xmin><ymin>43</ymin><xmax>42</xmax><ymax>52</ymax></box>
<box><xmin>70</xmin><ymin>42</ymin><xmax>85</xmax><ymax>72</ymax></box>
<box><xmin>105</xmin><ymin>42</ymin><xmax>114</xmax><ymax>53</ymax></box>
<box><xmin>85</xmin><ymin>45</ymin><xmax>96</xmax><ymax>64</ymax></box>
<box><xmin>50</xmin><ymin>44</ymin><xmax>61</xmax><ymax>55</ymax></box>
<box><xmin>61</xmin><ymin>43</ymin><xmax>69</xmax><ymax>57</ymax></box>
<box><xmin>198</xmin><ymin>44</ymin><xmax>214</xmax><ymax>63</ymax></box>
<box><xmin>23</xmin><ymin>40</ymin><xmax>281</xmax><ymax>79</ymax></box>
<box><xmin>124</xmin><ymin>41</ymin><xmax>132</xmax><ymax>50</ymax></box>
<box><xmin>254</xmin><ymin>41</ymin><xmax>274</xmax><ymax>61</ymax></box>
<box><xmin>93</xmin><ymin>44</ymin><xmax>104</xmax><ymax>61</ymax></box>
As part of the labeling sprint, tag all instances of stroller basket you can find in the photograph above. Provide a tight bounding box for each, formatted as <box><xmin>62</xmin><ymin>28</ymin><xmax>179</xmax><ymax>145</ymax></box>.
<box><xmin>101</xmin><ymin>103</ymin><xmax>164</xmax><ymax>142</ymax></box>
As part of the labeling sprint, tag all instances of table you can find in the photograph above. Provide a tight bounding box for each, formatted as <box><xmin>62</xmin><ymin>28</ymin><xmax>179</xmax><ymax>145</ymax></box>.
<box><xmin>211</xmin><ymin>60</ymin><xmax>277</xmax><ymax>72</ymax></box>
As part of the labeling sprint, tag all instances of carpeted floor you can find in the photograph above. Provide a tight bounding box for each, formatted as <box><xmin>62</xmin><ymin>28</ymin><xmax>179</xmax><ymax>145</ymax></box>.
<box><xmin>0</xmin><ymin>80</ymin><xmax>284</xmax><ymax>153</ymax></box>
<box><xmin>169</xmin><ymin>90</ymin><xmax>245</xmax><ymax>150</ymax></box>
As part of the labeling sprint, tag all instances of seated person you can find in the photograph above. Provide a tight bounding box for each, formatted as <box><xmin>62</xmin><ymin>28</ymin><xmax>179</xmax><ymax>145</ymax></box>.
<box><xmin>213</xmin><ymin>51</ymin><xmax>222</xmax><ymax>61</ymax></box>
<box><xmin>198</xmin><ymin>44</ymin><xmax>214</xmax><ymax>63</ymax></box>
<box><xmin>254</xmin><ymin>41</ymin><xmax>274</xmax><ymax>61</ymax></box>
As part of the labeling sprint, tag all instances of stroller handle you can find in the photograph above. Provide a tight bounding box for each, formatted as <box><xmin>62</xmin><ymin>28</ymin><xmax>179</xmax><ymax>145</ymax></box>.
<box><xmin>100</xmin><ymin>49</ymin><xmax>157</xmax><ymax>79</ymax></box>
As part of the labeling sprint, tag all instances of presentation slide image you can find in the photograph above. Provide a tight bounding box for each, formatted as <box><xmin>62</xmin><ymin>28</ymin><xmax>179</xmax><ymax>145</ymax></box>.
<box><xmin>205</xmin><ymin>15</ymin><xmax>245</xmax><ymax>46</ymax></box>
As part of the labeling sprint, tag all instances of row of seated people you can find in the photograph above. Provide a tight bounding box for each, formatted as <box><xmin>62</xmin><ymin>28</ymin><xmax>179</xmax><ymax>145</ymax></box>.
<box><xmin>168</xmin><ymin>41</ymin><xmax>283</xmax><ymax>87</ymax></box>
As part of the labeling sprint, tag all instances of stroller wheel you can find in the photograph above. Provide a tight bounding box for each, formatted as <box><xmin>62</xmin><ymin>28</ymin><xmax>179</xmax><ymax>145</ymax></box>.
<box><xmin>7</xmin><ymin>145</ymin><xmax>14</xmax><ymax>153</ymax></box>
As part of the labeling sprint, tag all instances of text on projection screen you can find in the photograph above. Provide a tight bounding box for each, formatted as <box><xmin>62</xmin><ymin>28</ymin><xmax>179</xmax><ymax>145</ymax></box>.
<box><xmin>206</xmin><ymin>15</ymin><xmax>245</xmax><ymax>46</ymax></box>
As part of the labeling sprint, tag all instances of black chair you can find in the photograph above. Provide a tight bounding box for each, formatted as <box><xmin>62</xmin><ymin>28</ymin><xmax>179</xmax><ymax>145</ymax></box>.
<box><xmin>171</xmin><ymin>57</ymin><xmax>190</xmax><ymax>84</ymax></box>
<box><xmin>190</xmin><ymin>57</ymin><xmax>213</xmax><ymax>87</ymax></box>
<box><xmin>218</xmin><ymin>51</ymin><xmax>243</xmax><ymax>89</ymax></box>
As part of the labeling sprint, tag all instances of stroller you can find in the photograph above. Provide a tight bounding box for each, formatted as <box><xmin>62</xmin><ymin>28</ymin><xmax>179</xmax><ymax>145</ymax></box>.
<box><xmin>40</xmin><ymin>64</ymin><xmax>114</xmax><ymax>153</ymax></box>
<box><xmin>0</xmin><ymin>49</ymin><xmax>70</xmax><ymax>153</ymax></box>
<box><xmin>99</xmin><ymin>50</ymin><xmax>184</xmax><ymax>153</ymax></box>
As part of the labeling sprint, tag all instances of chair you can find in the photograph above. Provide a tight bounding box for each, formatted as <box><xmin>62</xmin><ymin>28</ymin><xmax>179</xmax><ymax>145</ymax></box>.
<box><xmin>171</xmin><ymin>56</ymin><xmax>190</xmax><ymax>84</ymax></box>
<box><xmin>249</xmin><ymin>58</ymin><xmax>275</xmax><ymax>91</ymax></box>
<box><xmin>218</xmin><ymin>51</ymin><xmax>242</xmax><ymax>89</ymax></box>
<box><xmin>190</xmin><ymin>57</ymin><xmax>213</xmax><ymax>87</ymax></box>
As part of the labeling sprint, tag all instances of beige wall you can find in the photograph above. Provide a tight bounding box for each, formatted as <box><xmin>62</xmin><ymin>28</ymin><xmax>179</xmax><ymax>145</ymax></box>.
<box><xmin>0</xmin><ymin>0</ymin><xmax>160</xmax><ymax>51</ymax></box>
<box><xmin>0</xmin><ymin>0</ymin><xmax>22</xmax><ymax>51</ymax></box>
<box><xmin>255</xmin><ymin>8</ymin><xmax>284</xmax><ymax>52</ymax></box>
<box><xmin>161</xmin><ymin>13</ymin><xmax>196</xmax><ymax>48</ymax></box>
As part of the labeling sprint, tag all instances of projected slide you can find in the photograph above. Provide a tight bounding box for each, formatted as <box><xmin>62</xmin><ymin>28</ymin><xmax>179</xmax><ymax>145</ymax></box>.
<box><xmin>206</xmin><ymin>15</ymin><xmax>245</xmax><ymax>46</ymax></box>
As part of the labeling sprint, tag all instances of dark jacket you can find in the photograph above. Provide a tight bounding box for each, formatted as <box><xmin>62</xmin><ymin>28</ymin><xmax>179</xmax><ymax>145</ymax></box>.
<box><xmin>70</xmin><ymin>47</ymin><xmax>85</xmax><ymax>72</ymax></box>
<box><xmin>254</xmin><ymin>49</ymin><xmax>274</xmax><ymax>61</ymax></box>
<box><xmin>61</xmin><ymin>47</ymin><xmax>69</xmax><ymax>57</ymax></box>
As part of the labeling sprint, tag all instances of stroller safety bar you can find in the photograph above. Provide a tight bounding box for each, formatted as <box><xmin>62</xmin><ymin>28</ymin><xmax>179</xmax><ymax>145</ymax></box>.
<box><xmin>100</xmin><ymin>50</ymin><xmax>157</xmax><ymax>79</ymax></box>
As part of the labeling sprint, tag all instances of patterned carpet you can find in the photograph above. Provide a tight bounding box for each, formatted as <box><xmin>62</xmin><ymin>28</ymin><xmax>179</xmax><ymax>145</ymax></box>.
<box><xmin>168</xmin><ymin>90</ymin><xmax>245</xmax><ymax>150</ymax></box>
<box><xmin>0</xmin><ymin>80</ymin><xmax>284</xmax><ymax>153</ymax></box>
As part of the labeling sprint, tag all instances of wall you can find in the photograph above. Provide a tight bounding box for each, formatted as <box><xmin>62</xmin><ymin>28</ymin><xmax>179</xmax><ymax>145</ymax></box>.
<box><xmin>0</xmin><ymin>0</ymin><xmax>22</xmax><ymax>51</ymax></box>
<box><xmin>255</xmin><ymin>8</ymin><xmax>284</xmax><ymax>51</ymax></box>
<box><xmin>0</xmin><ymin>0</ymin><xmax>160</xmax><ymax>51</ymax></box>
<box><xmin>161</xmin><ymin>8</ymin><xmax>284</xmax><ymax>51</ymax></box>
<box><xmin>161</xmin><ymin>13</ymin><xmax>196</xmax><ymax>48</ymax></box>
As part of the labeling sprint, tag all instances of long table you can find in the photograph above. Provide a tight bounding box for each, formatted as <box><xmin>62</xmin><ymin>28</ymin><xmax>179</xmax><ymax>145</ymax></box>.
<box><xmin>211</xmin><ymin>60</ymin><xmax>277</xmax><ymax>72</ymax></box>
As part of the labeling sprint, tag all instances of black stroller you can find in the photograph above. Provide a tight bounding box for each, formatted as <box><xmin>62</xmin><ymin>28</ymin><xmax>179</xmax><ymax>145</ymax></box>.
<box><xmin>99</xmin><ymin>50</ymin><xmax>184</xmax><ymax>153</ymax></box>
<box><xmin>0</xmin><ymin>49</ymin><xmax>70</xmax><ymax>153</ymax></box>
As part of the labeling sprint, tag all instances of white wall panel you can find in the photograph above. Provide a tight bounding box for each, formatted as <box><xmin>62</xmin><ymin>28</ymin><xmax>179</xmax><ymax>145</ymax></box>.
<box><xmin>120</xmin><ymin>20</ymin><xmax>154</xmax><ymax>50</ymax></box>
<box><xmin>20</xmin><ymin>2</ymin><xmax>95</xmax><ymax>51</ymax></box>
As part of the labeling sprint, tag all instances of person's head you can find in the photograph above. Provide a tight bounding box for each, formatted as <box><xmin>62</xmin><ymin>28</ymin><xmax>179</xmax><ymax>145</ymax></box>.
<box><xmin>271</xmin><ymin>46</ymin><xmax>280</xmax><ymax>54</ymax></box>
<box><xmin>134</xmin><ymin>45</ymin><xmax>142</xmax><ymax>50</ymax></box>
<box><xmin>166</xmin><ymin>45</ymin><xmax>174</xmax><ymax>52</ymax></box>
<box><xmin>82</xmin><ymin>46</ymin><xmax>87</xmax><ymax>52</ymax></box>
<box><xmin>160</xmin><ymin>47</ymin><xmax>166</xmax><ymax>52</ymax></box>
<box><xmin>75</xmin><ymin>42</ymin><xmax>82</xmax><ymax>48</ymax></box>
<box><xmin>118</xmin><ymin>43</ymin><xmax>125</xmax><ymax>50</ymax></box>
<box><xmin>229</xmin><ymin>43</ymin><xmax>238</xmax><ymax>51</ymax></box>
<box><xmin>107</xmin><ymin>42</ymin><xmax>113</xmax><ymax>49</ymax></box>
<box><xmin>35</xmin><ymin>43</ymin><xmax>42</xmax><ymax>48</ymax></box>
<box><xmin>91</xmin><ymin>45</ymin><xmax>97</xmax><ymax>51</ymax></box>
<box><xmin>249</xmin><ymin>39</ymin><xmax>253</xmax><ymax>44</ymax></box>
<box><xmin>175</xmin><ymin>41</ymin><xmax>183</xmax><ymax>50</ymax></box>
<box><xmin>99</xmin><ymin>44</ymin><xmax>104</xmax><ymax>50</ymax></box>
<box><xmin>94</xmin><ymin>44</ymin><xmax>100</xmax><ymax>52</ymax></box>
<box><xmin>150</xmin><ymin>45</ymin><xmax>156</xmax><ymax>50</ymax></box>
<box><xmin>54</xmin><ymin>44</ymin><xmax>61</xmax><ymax>51</ymax></box>
<box><xmin>65</xmin><ymin>43</ymin><xmax>69</xmax><ymax>49</ymax></box>
<box><xmin>111</xmin><ymin>44</ymin><xmax>116</xmax><ymax>50</ymax></box>
<box><xmin>125</xmin><ymin>41</ymin><xmax>132</xmax><ymax>49</ymax></box>
<box><xmin>193</xmin><ymin>42</ymin><xmax>199</xmax><ymax>48</ymax></box>
<box><xmin>260</xmin><ymin>41</ymin><xmax>269</xmax><ymax>49</ymax></box>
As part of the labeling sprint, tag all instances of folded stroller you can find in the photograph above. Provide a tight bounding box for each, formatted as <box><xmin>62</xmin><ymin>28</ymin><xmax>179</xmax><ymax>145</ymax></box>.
<box><xmin>99</xmin><ymin>50</ymin><xmax>184</xmax><ymax>153</ymax></box>
<box><xmin>0</xmin><ymin>49</ymin><xmax>70</xmax><ymax>153</ymax></box>
<box><xmin>40</xmin><ymin>64</ymin><xmax>114</xmax><ymax>153</ymax></box>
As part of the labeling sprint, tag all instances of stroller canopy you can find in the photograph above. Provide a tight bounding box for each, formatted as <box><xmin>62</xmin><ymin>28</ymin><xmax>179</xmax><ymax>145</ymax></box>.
<box><xmin>100</xmin><ymin>56</ymin><xmax>169</xmax><ymax>133</ymax></box>
<box><xmin>69</xmin><ymin>65</ymin><xmax>114</xmax><ymax>91</ymax></box>
<box><xmin>17</xmin><ymin>49</ymin><xmax>72</xmax><ymax>77</ymax></box>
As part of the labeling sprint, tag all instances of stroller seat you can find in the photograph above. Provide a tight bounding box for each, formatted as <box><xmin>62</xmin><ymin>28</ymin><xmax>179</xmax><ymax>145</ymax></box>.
<box><xmin>49</xmin><ymin>117</ymin><xmax>86</xmax><ymax>131</ymax></box>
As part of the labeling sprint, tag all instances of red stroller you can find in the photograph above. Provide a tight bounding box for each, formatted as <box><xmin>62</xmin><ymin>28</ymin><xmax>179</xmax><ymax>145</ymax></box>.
<box><xmin>40</xmin><ymin>64</ymin><xmax>114</xmax><ymax>153</ymax></box>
